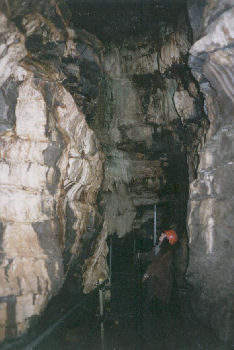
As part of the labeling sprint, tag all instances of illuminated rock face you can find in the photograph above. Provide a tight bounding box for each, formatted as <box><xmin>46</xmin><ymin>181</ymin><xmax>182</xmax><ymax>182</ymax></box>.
<box><xmin>0</xmin><ymin>65</ymin><xmax>104</xmax><ymax>339</ymax></box>
<box><xmin>0</xmin><ymin>67</ymin><xmax>65</xmax><ymax>340</ymax></box>
<box><xmin>0</xmin><ymin>2</ymin><xmax>196</xmax><ymax>338</ymax></box>
<box><xmin>187</xmin><ymin>0</ymin><xmax>234</xmax><ymax>344</ymax></box>
<box><xmin>0</xmin><ymin>1</ymin><xmax>202</xmax><ymax>339</ymax></box>
<box><xmin>0</xmin><ymin>1</ymin><xmax>105</xmax><ymax>340</ymax></box>
<box><xmin>0</xmin><ymin>12</ymin><xmax>26</xmax><ymax>87</ymax></box>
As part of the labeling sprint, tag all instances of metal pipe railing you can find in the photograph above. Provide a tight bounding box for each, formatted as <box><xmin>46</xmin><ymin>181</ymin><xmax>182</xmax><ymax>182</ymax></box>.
<box><xmin>154</xmin><ymin>204</ymin><xmax>157</xmax><ymax>246</ymax></box>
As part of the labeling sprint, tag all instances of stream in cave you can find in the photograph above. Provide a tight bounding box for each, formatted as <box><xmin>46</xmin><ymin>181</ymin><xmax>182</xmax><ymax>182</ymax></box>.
<box><xmin>3</xmin><ymin>235</ymin><xmax>232</xmax><ymax>350</ymax></box>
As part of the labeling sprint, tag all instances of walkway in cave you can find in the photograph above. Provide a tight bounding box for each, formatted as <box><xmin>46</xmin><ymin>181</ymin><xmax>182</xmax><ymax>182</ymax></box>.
<box><xmin>3</xmin><ymin>235</ymin><xmax>232</xmax><ymax>350</ymax></box>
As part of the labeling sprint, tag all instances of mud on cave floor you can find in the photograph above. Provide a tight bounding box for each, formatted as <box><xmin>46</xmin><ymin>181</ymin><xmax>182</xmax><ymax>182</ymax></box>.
<box><xmin>3</xmin><ymin>236</ymin><xmax>233</xmax><ymax>350</ymax></box>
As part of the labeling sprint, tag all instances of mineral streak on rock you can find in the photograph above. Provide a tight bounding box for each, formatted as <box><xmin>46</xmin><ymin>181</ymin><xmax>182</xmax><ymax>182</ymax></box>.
<box><xmin>187</xmin><ymin>0</ymin><xmax>234</xmax><ymax>344</ymax></box>
<box><xmin>0</xmin><ymin>11</ymin><xmax>27</xmax><ymax>87</ymax></box>
<box><xmin>0</xmin><ymin>68</ymin><xmax>64</xmax><ymax>339</ymax></box>
<box><xmin>0</xmin><ymin>0</ymin><xmax>233</xmax><ymax>345</ymax></box>
<box><xmin>0</xmin><ymin>0</ymin><xmax>104</xmax><ymax>340</ymax></box>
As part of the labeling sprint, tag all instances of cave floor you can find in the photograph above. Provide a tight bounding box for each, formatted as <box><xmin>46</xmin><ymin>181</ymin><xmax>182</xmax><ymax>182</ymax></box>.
<box><xmin>5</xmin><ymin>262</ymin><xmax>232</xmax><ymax>350</ymax></box>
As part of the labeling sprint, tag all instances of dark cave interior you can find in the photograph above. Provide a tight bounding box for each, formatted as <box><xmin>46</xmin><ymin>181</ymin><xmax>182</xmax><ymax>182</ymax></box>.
<box><xmin>67</xmin><ymin>0</ymin><xmax>187</xmax><ymax>42</ymax></box>
<box><xmin>5</xmin><ymin>234</ymin><xmax>230</xmax><ymax>350</ymax></box>
<box><xmin>0</xmin><ymin>0</ymin><xmax>233</xmax><ymax>349</ymax></box>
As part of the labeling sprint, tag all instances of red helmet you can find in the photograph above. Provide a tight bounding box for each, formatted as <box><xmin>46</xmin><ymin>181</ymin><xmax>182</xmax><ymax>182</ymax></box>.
<box><xmin>164</xmin><ymin>229</ymin><xmax>178</xmax><ymax>245</ymax></box>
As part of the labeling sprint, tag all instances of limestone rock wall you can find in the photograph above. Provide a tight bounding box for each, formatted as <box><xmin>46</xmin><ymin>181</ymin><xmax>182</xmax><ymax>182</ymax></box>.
<box><xmin>0</xmin><ymin>0</ymin><xmax>105</xmax><ymax>340</ymax></box>
<box><xmin>101</xmin><ymin>43</ymin><xmax>163</xmax><ymax>238</ymax></box>
<box><xmin>92</xmin><ymin>12</ymin><xmax>207</xmax><ymax>289</ymax></box>
<box><xmin>1</xmin><ymin>0</ymin><xmax>232</xmax><ymax>344</ymax></box>
<box><xmin>187</xmin><ymin>0</ymin><xmax>234</xmax><ymax>344</ymax></box>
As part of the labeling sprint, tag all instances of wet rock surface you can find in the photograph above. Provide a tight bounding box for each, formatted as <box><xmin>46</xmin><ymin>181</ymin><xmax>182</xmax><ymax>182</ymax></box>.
<box><xmin>0</xmin><ymin>0</ymin><xmax>233</xmax><ymax>346</ymax></box>
<box><xmin>93</xmin><ymin>12</ymin><xmax>206</xmax><ymax>294</ymax></box>
<box><xmin>0</xmin><ymin>0</ymin><xmax>105</xmax><ymax>340</ymax></box>
<box><xmin>187</xmin><ymin>0</ymin><xmax>234</xmax><ymax>344</ymax></box>
<box><xmin>0</xmin><ymin>0</ymin><xmax>206</xmax><ymax>341</ymax></box>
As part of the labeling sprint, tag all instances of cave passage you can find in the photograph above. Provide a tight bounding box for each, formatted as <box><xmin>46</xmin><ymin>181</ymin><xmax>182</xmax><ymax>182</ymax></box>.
<box><xmin>3</xmin><ymin>234</ymin><xmax>231</xmax><ymax>350</ymax></box>
<box><xmin>0</xmin><ymin>0</ymin><xmax>233</xmax><ymax>348</ymax></box>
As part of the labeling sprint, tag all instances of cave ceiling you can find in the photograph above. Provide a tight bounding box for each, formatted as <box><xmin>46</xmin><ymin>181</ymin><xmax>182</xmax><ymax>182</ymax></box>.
<box><xmin>66</xmin><ymin>0</ymin><xmax>188</xmax><ymax>41</ymax></box>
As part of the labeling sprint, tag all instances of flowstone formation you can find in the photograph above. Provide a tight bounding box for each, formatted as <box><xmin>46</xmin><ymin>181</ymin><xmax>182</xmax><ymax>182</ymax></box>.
<box><xmin>0</xmin><ymin>0</ymin><xmax>233</xmax><ymax>346</ymax></box>
<box><xmin>0</xmin><ymin>0</ymin><xmax>208</xmax><ymax>341</ymax></box>
<box><xmin>0</xmin><ymin>0</ymin><xmax>106</xmax><ymax>340</ymax></box>
<box><xmin>187</xmin><ymin>0</ymin><xmax>234</xmax><ymax>344</ymax></box>
<box><xmin>91</xmin><ymin>9</ymin><xmax>207</xmax><ymax>289</ymax></box>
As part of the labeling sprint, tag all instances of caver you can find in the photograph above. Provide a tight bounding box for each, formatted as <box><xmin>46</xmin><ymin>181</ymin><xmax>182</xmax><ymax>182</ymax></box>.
<box><xmin>137</xmin><ymin>230</ymin><xmax>178</xmax><ymax>306</ymax></box>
